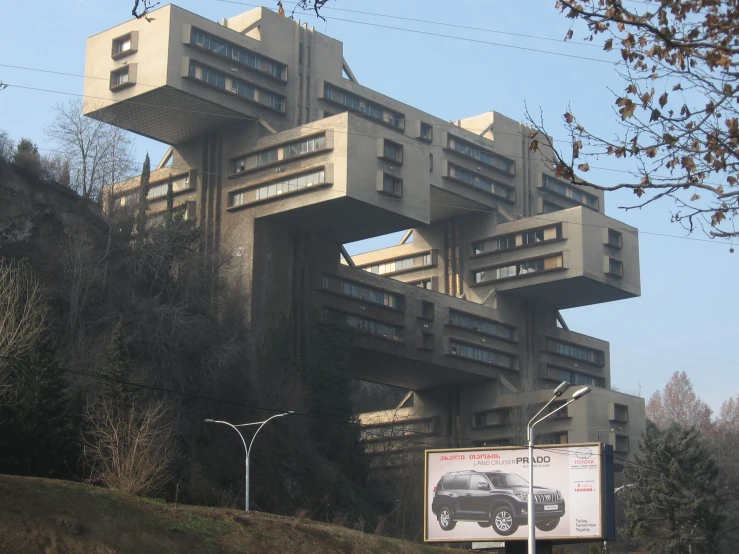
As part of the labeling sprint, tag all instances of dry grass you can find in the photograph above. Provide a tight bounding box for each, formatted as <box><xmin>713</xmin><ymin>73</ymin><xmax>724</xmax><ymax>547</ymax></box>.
<box><xmin>0</xmin><ymin>474</ymin><xmax>452</xmax><ymax>554</ymax></box>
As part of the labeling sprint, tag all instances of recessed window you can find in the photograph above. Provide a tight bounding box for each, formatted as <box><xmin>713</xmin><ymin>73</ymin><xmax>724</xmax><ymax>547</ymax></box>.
<box><xmin>449</xmin><ymin>341</ymin><xmax>516</xmax><ymax>369</ymax></box>
<box><xmin>607</xmin><ymin>229</ymin><xmax>623</xmax><ymax>248</ymax></box>
<box><xmin>420</xmin><ymin>122</ymin><xmax>433</xmax><ymax>142</ymax></box>
<box><xmin>607</xmin><ymin>258</ymin><xmax>623</xmax><ymax>277</ymax></box>
<box><xmin>360</xmin><ymin>252</ymin><xmax>433</xmax><ymax>275</ymax></box>
<box><xmin>473</xmin><ymin>254</ymin><xmax>563</xmax><ymax>284</ymax></box>
<box><xmin>542</xmin><ymin>174</ymin><xmax>599</xmax><ymax>210</ymax></box>
<box><xmin>429</xmin><ymin>153</ymin><xmax>434</xmax><ymax>172</ymax></box>
<box><xmin>321</xmin><ymin>275</ymin><xmax>403</xmax><ymax>310</ymax></box>
<box><xmin>449</xmin><ymin>310</ymin><xmax>516</xmax><ymax>341</ymax></box>
<box><xmin>612</xmin><ymin>404</ymin><xmax>629</xmax><ymax>423</ymax></box>
<box><xmin>447</xmin><ymin>135</ymin><xmax>514</xmax><ymax>175</ymax></box>
<box><xmin>547</xmin><ymin>339</ymin><xmax>605</xmax><ymax>365</ymax></box>
<box><xmin>553</xmin><ymin>432</ymin><xmax>569</xmax><ymax>444</ymax></box>
<box><xmin>421</xmin><ymin>333</ymin><xmax>434</xmax><ymax>350</ymax></box>
<box><xmin>546</xmin><ymin>365</ymin><xmax>605</xmax><ymax>388</ymax></box>
<box><xmin>446</xmin><ymin>163</ymin><xmax>515</xmax><ymax>201</ymax></box>
<box><xmin>472</xmin><ymin>225</ymin><xmax>561</xmax><ymax>256</ymax></box>
<box><xmin>472</xmin><ymin>409</ymin><xmax>509</xmax><ymax>429</ymax></box>
<box><xmin>231</xmin><ymin>134</ymin><xmax>326</xmax><ymax>175</ymax></box>
<box><xmin>414</xmin><ymin>279</ymin><xmax>433</xmax><ymax>290</ymax></box>
<box><xmin>110</xmin><ymin>66</ymin><xmax>133</xmax><ymax>90</ymax></box>
<box><xmin>323</xmin><ymin>83</ymin><xmax>404</xmax><ymax>129</ymax></box>
<box><xmin>421</xmin><ymin>301</ymin><xmax>434</xmax><ymax>320</ymax></box>
<box><xmin>382</xmin><ymin>140</ymin><xmax>403</xmax><ymax>163</ymax></box>
<box><xmin>111</xmin><ymin>32</ymin><xmax>137</xmax><ymax>59</ymax></box>
<box><xmin>615</xmin><ymin>435</ymin><xmax>630</xmax><ymax>453</ymax></box>
<box><xmin>381</xmin><ymin>173</ymin><xmax>403</xmax><ymax>198</ymax></box>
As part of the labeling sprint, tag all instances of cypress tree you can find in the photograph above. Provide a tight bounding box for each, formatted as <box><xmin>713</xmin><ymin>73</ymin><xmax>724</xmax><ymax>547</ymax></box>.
<box><xmin>101</xmin><ymin>316</ymin><xmax>128</xmax><ymax>403</ymax></box>
<box><xmin>135</xmin><ymin>153</ymin><xmax>150</xmax><ymax>242</ymax></box>
<box><xmin>165</xmin><ymin>174</ymin><xmax>174</xmax><ymax>227</ymax></box>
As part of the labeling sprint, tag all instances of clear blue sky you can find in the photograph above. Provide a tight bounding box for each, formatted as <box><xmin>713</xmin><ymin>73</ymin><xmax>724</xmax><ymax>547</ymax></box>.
<box><xmin>0</xmin><ymin>0</ymin><xmax>735</xmax><ymax>413</ymax></box>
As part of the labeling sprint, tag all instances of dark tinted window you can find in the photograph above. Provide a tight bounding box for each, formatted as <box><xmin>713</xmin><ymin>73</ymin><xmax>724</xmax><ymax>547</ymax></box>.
<box><xmin>440</xmin><ymin>475</ymin><xmax>456</xmax><ymax>490</ymax></box>
<box><xmin>453</xmin><ymin>475</ymin><xmax>471</xmax><ymax>490</ymax></box>
<box><xmin>470</xmin><ymin>474</ymin><xmax>488</xmax><ymax>490</ymax></box>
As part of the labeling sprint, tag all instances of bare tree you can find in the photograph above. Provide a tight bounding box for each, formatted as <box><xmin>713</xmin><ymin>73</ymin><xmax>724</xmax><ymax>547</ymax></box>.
<box><xmin>62</xmin><ymin>229</ymin><xmax>104</xmax><ymax>340</ymax></box>
<box><xmin>0</xmin><ymin>259</ymin><xmax>48</xmax><ymax>404</ymax></box>
<box><xmin>83</xmin><ymin>398</ymin><xmax>178</xmax><ymax>497</ymax></box>
<box><xmin>646</xmin><ymin>371</ymin><xmax>713</xmax><ymax>431</ymax></box>
<box><xmin>44</xmin><ymin>99</ymin><xmax>136</xmax><ymax>202</ymax></box>
<box><xmin>0</xmin><ymin>130</ymin><xmax>14</xmax><ymax>163</ymax></box>
<box><xmin>529</xmin><ymin>0</ymin><xmax>739</xmax><ymax>238</ymax></box>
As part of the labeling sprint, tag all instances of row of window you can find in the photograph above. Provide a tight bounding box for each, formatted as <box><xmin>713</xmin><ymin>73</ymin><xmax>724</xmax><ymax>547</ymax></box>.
<box><xmin>344</xmin><ymin>313</ymin><xmax>401</xmax><ymax>340</ymax></box>
<box><xmin>472</xmin><ymin>401</ymin><xmax>568</xmax><ymax>429</ymax></box>
<box><xmin>229</xmin><ymin>169</ymin><xmax>325</xmax><ymax>207</ymax></box>
<box><xmin>447</xmin><ymin>164</ymin><xmax>515</xmax><ymax>201</ymax></box>
<box><xmin>324</xmin><ymin>83</ymin><xmax>404</xmax><ymax>129</ymax></box>
<box><xmin>472</xmin><ymin>224</ymin><xmax>562</xmax><ymax>256</ymax></box>
<box><xmin>473</xmin><ymin>254</ymin><xmax>563</xmax><ymax>284</ymax></box>
<box><xmin>449</xmin><ymin>341</ymin><xmax>516</xmax><ymax>370</ymax></box>
<box><xmin>449</xmin><ymin>310</ymin><xmax>516</xmax><ymax>341</ymax></box>
<box><xmin>542</xmin><ymin>174</ymin><xmax>599</xmax><ymax>210</ymax></box>
<box><xmin>321</xmin><ymin>276</ymin><xmax>403</xmax><ymax>310</ymax></box>
<box><xmin>546</xmin><ymin>366</ymin><xmax>606</xmax><ymax>388</ymax></box>
<box><xmin>147</xmin><ymin>175</ymin><xmax>191</xmax><ymax>200</ymax></box>
<box><xmin>188</xmin><ymin>61</ymin><xmax>285</xmax><ymax>112</ymax></box>
<box><xmin>447</xmin><ymin>135</ymin><xmax>515</xmax><ymax>175</ymax></box>
<box><xmin>547</xmin><ymin>338</ymin><xmax>605</xmax><ymax>365</ymax></box>
<box><xmin>232</xmin><ymin>134</ymin><xmax>326</xmax><ymax>175</ymax></box>
<box><xmin>190</xmin><ymin>28</ymin><xmax>286</xmax><ymax>80</ymax></box>
<box><xmin>361</xmin><ymin>253</ymin><xmax>432</xmax><ymax>275</ymax></box>
<box><xmin>362</xmin><ymin>419</ymin><xmax>433</xmax><ymax>442</ymax></box>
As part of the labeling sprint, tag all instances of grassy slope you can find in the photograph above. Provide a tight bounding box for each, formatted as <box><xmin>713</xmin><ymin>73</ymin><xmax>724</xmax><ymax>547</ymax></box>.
<box><xmin>0</xmin><ymin>475</ymin><xmax>449</xmax><ymax>554</ymax></box>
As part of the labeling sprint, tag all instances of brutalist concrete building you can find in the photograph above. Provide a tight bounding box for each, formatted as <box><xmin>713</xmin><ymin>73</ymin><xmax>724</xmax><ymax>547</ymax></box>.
<box><xmin>86</xmin><ymin>4</ymin><xmax>645</xmax><ymax>472</ymax></box>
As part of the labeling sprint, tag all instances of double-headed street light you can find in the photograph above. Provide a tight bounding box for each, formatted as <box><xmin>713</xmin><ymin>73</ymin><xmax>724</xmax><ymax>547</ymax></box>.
<box><xmin>204</xmin><ymin>411</ymin><xmax>293</xmax><ymax>511</ymax></box>
<box><xmin>526</xmin><ymin>383</ymin><xmax>592</xmax><ymax>554</ymax></box>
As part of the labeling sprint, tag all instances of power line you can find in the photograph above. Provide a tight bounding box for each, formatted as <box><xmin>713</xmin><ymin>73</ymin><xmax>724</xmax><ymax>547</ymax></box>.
<box><xmin>215</xmin><ymin>0</ymin><xmax>615</xmax><ymax>65</ymax></box>
<box><xmin>217</xmin><ymin>0</ymin><xmax>603</xmax><ymax>49</ymax></box>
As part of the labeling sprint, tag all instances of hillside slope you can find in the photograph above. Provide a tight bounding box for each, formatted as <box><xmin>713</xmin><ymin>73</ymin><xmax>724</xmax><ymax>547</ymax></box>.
<box><xmin>0</xmin><ymin>475</ymin><xmax>448</xmax><ymax>554</ymax></box>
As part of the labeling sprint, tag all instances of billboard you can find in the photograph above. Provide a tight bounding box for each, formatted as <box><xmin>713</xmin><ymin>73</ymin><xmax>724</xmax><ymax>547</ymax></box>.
<box><xmin>424</xmin><ymin>443</ymin><xmax>604</xmax><ymax>542</ymax></box>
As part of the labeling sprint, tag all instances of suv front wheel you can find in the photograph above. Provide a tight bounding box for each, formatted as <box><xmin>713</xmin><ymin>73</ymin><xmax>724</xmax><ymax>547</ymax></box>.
<box><xmin>535</xmin><ymin>518</ymin><xmax>560</xmax><ymax>532</ymax></box>
<box><xmin>491</xmin><ymin>505</ymin><xmax>519</xmax><ymax>536</ymax></box>
<box><xmin>438</xmin><ymin>506</ymin><xmax>457</xmax><ymax>531</ymax></box>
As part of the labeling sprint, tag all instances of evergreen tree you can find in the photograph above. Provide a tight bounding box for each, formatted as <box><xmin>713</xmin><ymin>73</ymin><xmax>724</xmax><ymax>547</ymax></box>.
<box><xmin>13</xmin><ymin>138</ymin><xmax>41</xmax><ymax>173</ymax></box>
<box><xmin>0</xmin><ymin>333</ymin><xmax>79</xmax><ymax>478</ymax></box>
<box><xmin>303</xmin><ymin>313</ymin><xmax>368</xmax><ymax>484</ymax></box>
<box><xmin>135</xmin><ymin>153</ymin><xmax>150</xmax><ymax>242</ymax></box>
<box><xmin>165</xmin><ymin>174</ymin><xmax>174</xmax><ymax>227</ymax></box>
<box><xmin>101</xmin><ymin>316</ymin><xmax>128</xmax><ymax>403</ymax></box>
<box><xmin>622</xmin><ymin>423</ymin><xmax>726</xmax><ymax>553</ymax></box>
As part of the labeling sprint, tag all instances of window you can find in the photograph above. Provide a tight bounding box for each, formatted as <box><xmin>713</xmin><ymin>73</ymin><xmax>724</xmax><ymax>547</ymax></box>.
<box><xmin>190</xmin><ymin>28</ymin><xmax>287</xmax><ymax>80</ymax></box>
<box><xmin>414</xmin><ymin>279</ymin><xmax>433</xmax><ymax>290</ymax></box>
<box><xmin>548</xmin><ymin>401</ymin><xmax>569</xmax><ymax>419</ymax></box>
<box><xmin>447</xmin><ymin>164</ymin><xmax>515</xmax><ymax>201</ymax></box>
<box><xmin>608</xmin><ymin>229</ymin><xmax>623</xmax><ymax>248</ymax></box>
<box><xmin>429</xmin><ymin>153</ymin><xmax>434</xmax><ymax>172</ymax></box>
<box><xmin>321</xmin><ymin>275</ymin><xmax>403</xmax><ymax>310</ymax></box>
<box><xmin>552</xmin><ymin>432</ymin><xmax>569</xmax><ymax>444</ymax></box>
<box><xmin>615</xmin><ymin>435</ymin><xmax>630</xmax><ymax>453</ymax></box>
<box><xmin>420</xmin><ymin>122</ymin><xmax>433</xmax><ymax>142</ymax></box>
<box><xmin>324</xmin><ymin>83</ymin><xmax>404</xmax><ymax>129</ymax></box>
<box><xmin>449</xmin><ymin>310</ymin><xmax>516</xmax><ymax>341</ymax></box>
<box><xmin>147</xmin><ymin>175</ymin><xmax>192</xmax><ymax>200</ymax></box>
<box><xmin>231</xmin><ymin>134</ymin><xmax>326</xmax><ymax>174</ymax></box>
<box><xmin>421</xmin><ymin>301</ymin><xmax>434</xmax><ymax>320</ymax></box>
<box><xmin>381</xmin><ymin>174</ymin><xmax>403</xmax><ymax>197</ymax></box>
<box><xmin>470</xmin><ymin>474</ymin><xmax>488</xmax><ymax>490</ymax></box>
<box><xmin>612</xmin><ymin>404</ymin><xmax>629</xmax><ymax>423</ymax></box>
<box><xmin>229</xmin><ymin>169</ymin><xmax>325</xmax><ymax>207</ymax></box>
<box><xmin>472</xmin><ymin>409</ymin><xmax>509</xmax><ymax>428</ymax></box>
<box><xmin>542</xmin><ymin>174</ymin><xmax>599</xmax><ymax>210</ymax></box>
<box><xmin>546</xmin><ymin>366</ymin><xmax>605</xmax><ymax>388</ymax></box>
<box><xmin>188</xmin><ymin>61</ymin><xmax>286</xmax><ymax>112</ymax></box>
<box><xmin>607</xmin><ymin>258</ymin><xmax>623</xmax><ymax>277</ymax></box>
<box><xmin>454</xmin><ymin>475</ymin><xmax>471</xmax><ymax>490</ymax></box>
<box><xmin>449</xmin><ymin>341</ymin><xmax>516</xmax><ymax>369</ymax></box>
<box><xmin>361</xmin><ymin>252</ymin><xmax>432</xmax><ymax>275</ymax></box>
<box><xmin>474</xmin><ymin>225</ymin><xmax>562</xmax><ymax>256</ymax></box>
<box><xmin>473</xmin><ymin>254</ymin><xmax>563</xmax><ymax>284</ymax></box>
<box><xmin>382</xmin><ymin>140</ymin><xmax>403</xmax><ymax>163</ymax></box>
<box><xmin>344</xmin><ymin>314</ymin><xmax>401</xmax><ymax>340</ymax></box>
<box><xmin>547</xmin><ymin>339</ymin><xmax>605</xmax><ymax>365</ymax></box>
<box><xmin>542</xmin><ymin>201</ymin><xmax>564</xmax><ymax>214</ymax></box>
<box><xmin>112</xmin><ymin>34</ymin><xmax>132</xmax><ymax>56</ymax></box>
<box><xmin>421</xmin><ymin>333</ymin><xmax>434</xmax><ymax>350</ymax></box>
<box><xmin>110</xmin><ymin>67</ymin><xmax>131</xmax><ymax>89</ymax></box>
<box><xmin>447</xmin><ymin>135</ymin><xmax>515</xmax><ymax>175</ymax></box>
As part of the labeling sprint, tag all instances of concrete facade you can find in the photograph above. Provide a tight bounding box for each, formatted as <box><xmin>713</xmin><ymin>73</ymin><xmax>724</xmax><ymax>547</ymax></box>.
<box><xmin>89</xmin><ymin>4</ymin><xmax>646</xmax><ymax>472</ymax></box>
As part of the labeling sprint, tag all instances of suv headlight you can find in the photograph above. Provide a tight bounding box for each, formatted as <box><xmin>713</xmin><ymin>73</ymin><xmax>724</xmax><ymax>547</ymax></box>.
<box><xmin>555</xmin><ymin>490</ymin><xmax>562</xmax><ymax>502</ymax></box>
<box><xmin>513</xmin><ymin>491</ymin><xmax>528</xmax><ymax>501</ymax></box>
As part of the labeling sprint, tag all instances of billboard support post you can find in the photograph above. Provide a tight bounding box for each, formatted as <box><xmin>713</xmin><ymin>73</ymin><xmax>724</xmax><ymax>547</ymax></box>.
<box><xmin>526</xmin><ymin>385</ymin><xmax>592</xmax><ymax>554</ymax></box>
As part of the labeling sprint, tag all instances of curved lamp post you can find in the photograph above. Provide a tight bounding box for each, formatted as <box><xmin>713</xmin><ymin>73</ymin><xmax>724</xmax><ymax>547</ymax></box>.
<box><xmin>527</xmin><ymin>384</ymin><xmax>592</xmax><ymax>554</ymax></box>
<box><xmin>204</xmin><ymin>411</ymin><xmax>293</xmax><ymax>511</ymax></box>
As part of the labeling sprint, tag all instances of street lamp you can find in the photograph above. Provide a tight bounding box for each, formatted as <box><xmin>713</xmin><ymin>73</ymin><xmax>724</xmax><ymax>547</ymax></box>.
<box><xmin>204</xmin><ymin>411</ymin><xmax>293</xmax><ymax>511</ymax></box>
<box><xmin>527</xmin><ymin>384</ymin><xmax>591</xmax><ymax>554</ymax></box>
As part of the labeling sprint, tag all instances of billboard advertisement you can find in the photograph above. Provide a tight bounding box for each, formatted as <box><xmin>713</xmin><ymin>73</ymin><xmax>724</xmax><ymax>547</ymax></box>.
<box><xmin>424</xmin><ymin>443</ymin><xmax>603</xmax><ymax>542</ymax></box>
